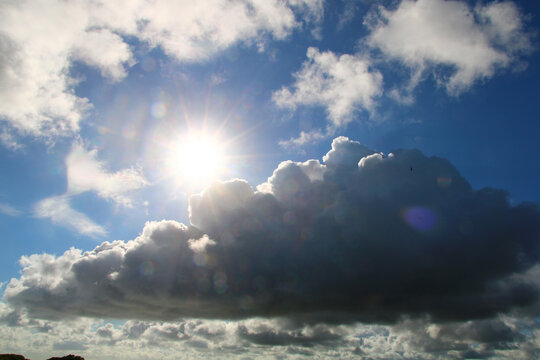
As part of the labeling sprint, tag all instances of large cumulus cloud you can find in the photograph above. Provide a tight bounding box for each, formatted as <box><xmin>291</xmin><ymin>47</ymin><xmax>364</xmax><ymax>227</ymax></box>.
<box><xmin>4</xmin><ymin>137</ymin><xmax>539</xmax><ymax>323</ymax></box>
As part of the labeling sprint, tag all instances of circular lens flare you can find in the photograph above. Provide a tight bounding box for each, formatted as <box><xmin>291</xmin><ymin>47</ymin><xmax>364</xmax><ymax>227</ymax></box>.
<box><xmin>403</xmin><ymin>206</ymin><xmax>438</xmax><ymax>232</ymax></box>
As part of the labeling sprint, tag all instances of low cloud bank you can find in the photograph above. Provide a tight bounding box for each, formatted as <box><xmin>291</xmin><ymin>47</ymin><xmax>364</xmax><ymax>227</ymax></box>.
<box><xmin>5</xmin><ymin>137</ymin><xmax>539</xmax><ymax>323</ymax></box>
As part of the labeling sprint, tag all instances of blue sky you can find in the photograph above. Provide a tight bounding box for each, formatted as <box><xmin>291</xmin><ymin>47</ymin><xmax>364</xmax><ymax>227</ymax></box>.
<box><xmin>1</xmin><ymin>0</ymin><xmax>540</xmax><ymax>359</ymax></box>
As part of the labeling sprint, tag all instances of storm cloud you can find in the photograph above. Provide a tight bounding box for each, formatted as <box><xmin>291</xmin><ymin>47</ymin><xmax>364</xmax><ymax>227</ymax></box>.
<box><xmin>4</xmin><ymin>137</ymin><xmax>539</xmax><ymax>323</ymax></box>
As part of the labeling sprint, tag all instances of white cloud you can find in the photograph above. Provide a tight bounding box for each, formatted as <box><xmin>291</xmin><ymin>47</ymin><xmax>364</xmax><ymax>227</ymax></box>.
<box><xmin>134</xmin><ymin>0</ymin><xmax>323</xmax><ymax>61</ymax></box>
<box><xmin>31</xmin><ymin>143</ymin><xmax>147</xmax><ymax>236</ymax></box>
<box><xmin>366</xmin><ymin>0</ymin><xmax>532</xmax><ymax>94</ymax></box>
<box><xmin>33</xmin><ymin>195</ymin><xmax>106</xmax><ymax>237</ymax></box>
<box><xmin>0</xmin><ymin>0</ymin><xmax>322</xmax><ymax>140</ymax></box>
<box><xmin>0</xmin><ymin>202</ymin><xmax>22</xmax><ymax>216</ymax></box>
<box><xmin>273</xmin><ymin>47</ymin><xmax>383</xmax><ymax>128</ymax></box>
<box><xmin>274</xmin><ymin>0</ymin><xmax>533</xmax><ymax>146</ymax></box>
<box><xmin>278</xmin><ymin>129</ymin><xmax>329</xmax><ymax>150</ymax></box>
<box><xmin>66</xmin><ymin>144</ymin><xmax>148</xmax><ymax>207</ymax></box>
<box><xmin>337</xmin><ymin>3</ymin><xmax>355</xmax><ymax>29</ymax></box>
<box><xmin>0</xmin><ymin>0</ymin><xmax>114</xmax><ymax>138</ymax></box>
<box><xmin>0</xmin><ymin>128</ymin><xmax>23</xmax><ymax>150</ymax></box>
<box><xmin>71</xmin><ymin>29</ymin><xmax>134</xmax><ymax>81</ymax></box>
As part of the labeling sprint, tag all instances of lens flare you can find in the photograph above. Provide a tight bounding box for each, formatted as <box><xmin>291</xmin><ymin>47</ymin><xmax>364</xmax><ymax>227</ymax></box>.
<box><xmin>403</xmin><ymin>206</ymin><xmax>438</xmax><ymax>232</ymax></box>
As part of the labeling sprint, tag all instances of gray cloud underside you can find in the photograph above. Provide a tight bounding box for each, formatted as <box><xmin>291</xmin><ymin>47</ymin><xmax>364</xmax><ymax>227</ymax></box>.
<box><xmin>4</xmin><ymin>137</ymin><xmax>540</xmax><ymax>323</ymax></box>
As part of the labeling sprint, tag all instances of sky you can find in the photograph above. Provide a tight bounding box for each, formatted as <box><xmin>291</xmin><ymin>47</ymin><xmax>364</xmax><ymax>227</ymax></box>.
<box><xmin>0</xmin><ymin>0</ymin><xmax>539</xmax><ymax>359</ymax></box>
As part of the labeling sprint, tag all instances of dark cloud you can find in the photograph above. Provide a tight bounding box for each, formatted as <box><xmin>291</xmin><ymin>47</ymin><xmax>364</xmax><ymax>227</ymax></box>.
<box><xmin>122</xmin><ymin>320</ymin><xmax>150</xmax><ymax>340</ymax></box>
<box><xmin>237</xmin><ymin>322</ymin><xmax>344</xmax><ymax>346</ymax></box>
<box><xmin>348</xmin><ymin>315</ymin><xmax>540</xmax><ymax>360</ymax></box>
<box><xmin>286</xmin><ymin>346</ymin><xmax>314</xmax><ymax>356</ymax></box>
<box><xmin>0</xmin><ymin>309</ymin><xmax>23</xmax><ymax>327</ymax></box>
<box><xmin>389</xmin><ymin>317</ymin><xmax>525</xmax><ymax>357</ymax></box>
<box><xmin>185</xmin><ymin>339</ymin><xmax>209</xmax><ymax>349</ymax></box>
<box><xmin>4</xmin><ymin>137</ymin><xmax>540</xmax><ymax>323</ymax></box>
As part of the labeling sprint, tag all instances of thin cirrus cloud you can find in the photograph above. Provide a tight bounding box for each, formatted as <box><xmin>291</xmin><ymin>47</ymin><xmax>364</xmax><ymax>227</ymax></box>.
<box><xmin>0</xmin><ymin>0</ymin><xmax>322</xmax><ymax>141</ymax></box>
<box><xmin>7</xmin><ymin>137</ymin><xmax>540</xmax><ymax>323</ymax></box>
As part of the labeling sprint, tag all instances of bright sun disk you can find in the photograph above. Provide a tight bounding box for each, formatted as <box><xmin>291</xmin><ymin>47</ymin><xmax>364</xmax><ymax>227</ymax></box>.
<box><xmin>167</xmin><ymin>133</ymin><xmax>225</xmax><ymax>184</ymax></box>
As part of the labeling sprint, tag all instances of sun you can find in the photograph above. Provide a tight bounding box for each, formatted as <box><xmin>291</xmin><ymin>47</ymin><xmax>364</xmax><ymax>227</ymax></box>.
<box><xmin>165</xmin><ymin>132</ymin><xmax>226</xmax><ymax>185</ymax></box>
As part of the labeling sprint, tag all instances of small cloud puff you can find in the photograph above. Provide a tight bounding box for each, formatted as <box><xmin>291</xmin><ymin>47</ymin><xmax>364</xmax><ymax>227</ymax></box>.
<box><xmin>273</xmin><ymin>48</ymin><xmax>383</xmax><ymax>128</ymax></box>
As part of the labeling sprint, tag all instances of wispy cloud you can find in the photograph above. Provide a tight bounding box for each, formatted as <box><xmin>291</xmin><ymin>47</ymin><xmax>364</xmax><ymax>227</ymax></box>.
<box><xmin>278</xmin><ymin>129</ymin><xmax>329</xmax><ymax>150</ymax></box>
<box><xmin>66</xmin><ymin>143</ymin><xmax>148</xmax><ymax>207</ymax></box>
<box><xmin>33</xmin><ymin>195</ymin><xmax>106</xmax><ymax>238</ymax></box>
<box><xmin>32</xmin><ymin>143</ymin><xmax>148</xmax><ymax>236</ymax></box>
<box><xmin>0</xmin><ymin>202</ymin><xmax>22</xmax><ymax>217</ymax></box>
<box><xmin>34</xmin><ymin>143</ymin><xmax>148</xmax><ymax>237</ymax></box>
<box><xmin>0</xmin><ymin>129</ymin><xmax>23</xmax><ymax>151</ymax></box>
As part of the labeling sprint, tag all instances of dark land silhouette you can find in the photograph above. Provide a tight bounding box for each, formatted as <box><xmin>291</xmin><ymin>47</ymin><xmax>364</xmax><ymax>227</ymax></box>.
<box><xmin>0</xmin><ymin>355</ymin><xmax>28</xmax><ymax>360</ymax></box>
<box><xmin>0</xmin><ymin>355</ymin><xmax>84</xmax><ymax>360</ymax></box>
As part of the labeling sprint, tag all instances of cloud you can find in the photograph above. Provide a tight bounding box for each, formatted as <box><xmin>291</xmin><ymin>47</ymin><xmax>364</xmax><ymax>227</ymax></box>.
<box><xmin>273</xmin><ymin>47</ymin><xmax>383</xmax><ymax>128</ymax></box>
<box><xmin>70</xmin><ymin>29</ymin><xmax>134</xmax><ymax>81</ymax></box>
<box><xmin>31</xmin><ymin>144</ymin><xmax>147</xmax><ymax>236</ymax></box>
<box><xmin>0</xmin><ymin>304</ymin><xmax>538</xmax><ymax>359</ymax></box>
<box><xmin>278</xmin><ymin>129</ymin><xmax>329</xmax><ymax>150</ymax></box>
<box><xmin>0</xmin><ymin>128</ymin><xmax>23</xmax><ymax>150</ymax></box>
<box><xmin>132</xmin><ymin>0</ymin><xmax>323</xmax><ymax>61</ymax></box>
<box><xmin>66</xmin><ymin>144</ymin><xmax>147</xmax><ymax>207</ymax></box>
<box><xmin>350</xmin><ymin>315</ymin><xmax>540</xmax><ymax>360</ymax></box>
<box><xmin>0</xmin><ymin>202</ymin><xmax>22</xmax><ymax>216</ymax></box>
<box><xmin>236</xmin><ymin>319</ymin><xmax>345</xmax><ymax>346</ymax></box>
<box><xmin>0</xmin><ymin>0</ymin><xmax>322</xmax><ymax>140</ymax></box>
<box><xmin>33</xmin><ymin>195</ymin><xmax>107</xmax><ymax>237</ymax></box>
<box><xmin>0</xmin><ymin>0</ymin><xmax>115</xmax><ymax>138</ymax></box>
<box><xmin>6</xmin><ymin>137</ymin><xmax>540</xmax><ymax>325</ymax></box>
<box><xmin>366</xmin><ymin>0</ymin><xmax>532</xmax><ymax>94</ymax></box>
<box><xmin>273</xmin><ymin>0</ymin><xmax>534</xmax><ymax>145</ymax></box>
<box><xmin>337</xmin><ymin>1</ymin><xmax>359</xmax><ymax>30</ymax></box>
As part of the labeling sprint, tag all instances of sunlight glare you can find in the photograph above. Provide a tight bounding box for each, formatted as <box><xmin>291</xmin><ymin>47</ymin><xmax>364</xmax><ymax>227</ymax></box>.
<box><xmin>166</xmin><ymin>132</ymin><xmax>225</xmax><ymax>184</ymax></box>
